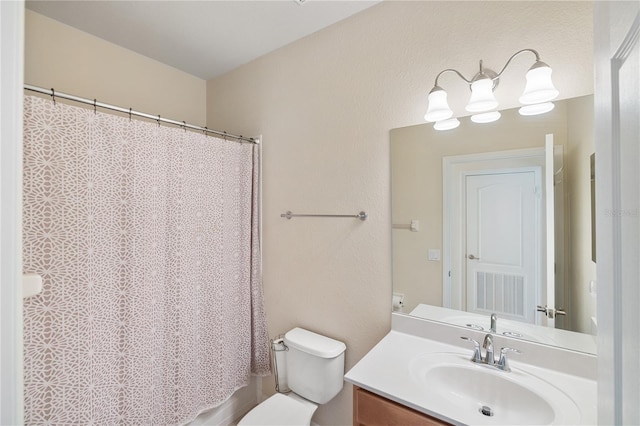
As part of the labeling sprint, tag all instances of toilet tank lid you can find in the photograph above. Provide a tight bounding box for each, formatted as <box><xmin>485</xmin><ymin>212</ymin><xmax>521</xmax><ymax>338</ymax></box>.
<box><xmin>284</xmin><ymin>327</ymin><xmax>346</xmax><ymax>358</ymax></box>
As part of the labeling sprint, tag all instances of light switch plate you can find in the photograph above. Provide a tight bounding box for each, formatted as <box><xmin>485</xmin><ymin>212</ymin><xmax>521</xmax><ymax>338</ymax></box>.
<box><xmin>428</xmin><ymin>249</ymin><xmax>441</xmax><ymax>261</ymax></box>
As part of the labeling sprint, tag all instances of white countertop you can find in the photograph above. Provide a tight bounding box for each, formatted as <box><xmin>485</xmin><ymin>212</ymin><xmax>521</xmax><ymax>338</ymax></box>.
<box><xmin>345</xmin><ymin>329</ymin><xmax>597</xmax><ymax>425</ymax></box>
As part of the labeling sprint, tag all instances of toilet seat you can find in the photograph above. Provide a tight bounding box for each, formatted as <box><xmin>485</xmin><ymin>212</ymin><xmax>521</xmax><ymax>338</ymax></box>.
<box><xmin>238</xmin><ymin>393</ymin><xmax>317</xmax><ymax>426</ymax></box>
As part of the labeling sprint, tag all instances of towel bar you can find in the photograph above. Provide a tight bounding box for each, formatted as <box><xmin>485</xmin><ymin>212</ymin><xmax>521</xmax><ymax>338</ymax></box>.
<box><xmin>280</xmin><ymin>211</ymin><xmax>367</xmax><ymax>221</ymax></box>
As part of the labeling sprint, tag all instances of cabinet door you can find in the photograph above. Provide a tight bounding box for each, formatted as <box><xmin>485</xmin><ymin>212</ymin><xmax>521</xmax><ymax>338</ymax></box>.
<box><xmin>353</xmin><ymin>386</ymin><xmax>450</xmax><ymax>426</ymax></box>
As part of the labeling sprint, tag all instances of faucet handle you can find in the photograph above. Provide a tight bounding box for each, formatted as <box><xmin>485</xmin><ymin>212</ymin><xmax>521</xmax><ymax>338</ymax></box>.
<box><xmin>497</xmin><ymin>347</ymin><xmax>522</xmax><ymax>372</ymax></box>
<box><xmin>460</xmin><ymin>337</ymin><xmax>482</xmax><ymax>363</ymax></box>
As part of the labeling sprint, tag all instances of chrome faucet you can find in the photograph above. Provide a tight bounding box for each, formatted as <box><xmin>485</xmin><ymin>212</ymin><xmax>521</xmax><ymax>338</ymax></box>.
<box><xmin>482</xmin><ymin>334</ymin><xmax>495</xmax><ymax>365</ymax></box>
<box><xmin>490</xmin><ymin>313</ymin><xmax>497</xmax><ymax>333</ymax></box>
<box><xmin>460</xmin><ymin>334</ymin><xmax>521</xmax><ymax>372</ymax></box>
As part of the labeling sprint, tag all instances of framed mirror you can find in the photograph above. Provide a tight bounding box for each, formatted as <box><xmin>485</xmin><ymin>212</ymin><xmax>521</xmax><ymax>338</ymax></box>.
<box><xmin>391</xmin><ymin>95</ymin><xmax>596</xmax><ymax>354</ymax></box>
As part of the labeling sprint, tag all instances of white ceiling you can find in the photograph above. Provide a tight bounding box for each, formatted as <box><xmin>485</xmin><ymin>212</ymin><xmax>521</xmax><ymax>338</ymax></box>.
<box><xmin>26</xmin><ymin>0</ymin><xmax>381</xmax><ymax>80</ymax></box>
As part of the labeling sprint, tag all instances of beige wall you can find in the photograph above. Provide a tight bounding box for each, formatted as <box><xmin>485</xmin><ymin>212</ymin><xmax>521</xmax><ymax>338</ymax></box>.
<box><xmin>24</xmin><ymin>10</ymin><xmax>206</xmax><ymax>125</ymax></box>
<box><xmin>567</xmin><ymin>96</ymin><xmax>597</xmax><ymax>334</ymax></box>
<box><xmin>390</xmin><ymin>101</ymin><xmax>570</xmax><ymax>313</ymax></box>
<box><xmin>206</xmin><ymin>2</ymin><xmax>593</xmax><ymax>424</ymax></box>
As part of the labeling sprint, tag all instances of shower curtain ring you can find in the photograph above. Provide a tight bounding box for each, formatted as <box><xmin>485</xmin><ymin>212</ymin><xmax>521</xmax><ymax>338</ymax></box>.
<box><xmin>93</xmin><ymin>99</ymin><xmax>97</xmax><ymax>114</ymax></box>
<box><xmin>129</xmin><ymin>108</ymin><xmax>132</xmax><ymax>122</ymax></box>
<box><xmin>157</xmin><ymin>115</ymin><xmax>161</xmax><ymax>127</ymax></box>
<box><xmin>203</xmin><ymin>127</ymin><xmax>208</xmax><ymax>137</ymax></box>
<box><xmin>50</xmin><ymin>88</ymin><xmax>56</xmax><ymax>105</ymax></box>
<box><xmin>182</xmin><ymin>121</ymin><xmax>187</xmax><ymax>132</ymax></box>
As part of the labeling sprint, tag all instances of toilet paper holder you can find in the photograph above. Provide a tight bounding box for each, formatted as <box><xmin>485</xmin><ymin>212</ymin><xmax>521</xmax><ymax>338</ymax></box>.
<box><xmin>270</xmin><ymin>335</ymin><xmax>290</xmax><ymax>394</ymax></box>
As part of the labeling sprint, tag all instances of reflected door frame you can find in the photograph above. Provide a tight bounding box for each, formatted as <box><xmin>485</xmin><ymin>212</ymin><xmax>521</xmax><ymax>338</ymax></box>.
<box><xmin>442</xmin><ymin>148</ymin><xmax>548</xmax><ymax>323</ymax></box>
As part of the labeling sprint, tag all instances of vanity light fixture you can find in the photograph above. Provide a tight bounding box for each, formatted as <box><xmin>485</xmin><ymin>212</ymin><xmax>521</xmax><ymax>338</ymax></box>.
<box><xmin>424</xmin><ymin>49</ymin><xmax>559</xmax><ymax>130</ymax></box>
<box><xmin>470</xmin><ymin>111</ymin><xmax>501</xmax><ymax>124</ymax></box>
<box><xmin>519</xmin><ymin>102</ymin><xmax>555</xmax><ymax>116</ymax></box>
<box><xmin>434</xmin><ymin>117</ymin><xmax>460</xmax><ymax>131</ymax></box>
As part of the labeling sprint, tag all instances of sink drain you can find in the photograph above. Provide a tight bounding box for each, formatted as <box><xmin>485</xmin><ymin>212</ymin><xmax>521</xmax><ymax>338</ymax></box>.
<box><xmin>479</xmin><ymin>405</ymin><xmax>494</xmax><ymax>417</ymax></box>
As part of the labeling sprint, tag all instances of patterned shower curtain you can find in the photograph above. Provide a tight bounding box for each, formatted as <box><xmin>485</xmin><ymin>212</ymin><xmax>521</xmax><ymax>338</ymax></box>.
<box><xmin>22</xmin><ymin>95</ymin><xmax>271</xmax><ymax>425</ymax></box>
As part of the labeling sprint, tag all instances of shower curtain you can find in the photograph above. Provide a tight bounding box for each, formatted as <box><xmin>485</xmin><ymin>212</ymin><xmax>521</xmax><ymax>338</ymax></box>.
<box><xmin>22</xmin><ymin>95</ymin><xmax>270</xmax><ymax>425</ymax></box>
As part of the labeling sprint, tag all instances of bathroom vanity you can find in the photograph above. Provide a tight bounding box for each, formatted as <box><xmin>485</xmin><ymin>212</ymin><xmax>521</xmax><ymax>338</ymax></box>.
<box><xmin>345</xmin><ymin>313</ymin><xmax>597</xmax><ymax>425</ymax></box>
<box><xmin>353</xmin><ymin>386</ymin><xmax>447</xmax><ymax>425</ymax></box>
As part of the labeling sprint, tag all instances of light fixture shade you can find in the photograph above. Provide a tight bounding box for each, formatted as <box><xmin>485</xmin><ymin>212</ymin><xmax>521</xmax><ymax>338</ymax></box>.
<box><xmin>434</xmin><ymin>118</ymin><xmax>460</xmax><ymax>131</ymax></box>
<box><xmin>424</xmin><ymin>87</ymin><xmax>453</xmax><ymax>122</ymax></box>
<box><xmin>470</xmin><ymin>111</ymin><xmax>501</xmax><ymax>123</ymax></box>
<box><xmin>519</xmin><ymin>63</ymin><xmax>559</xmax><ymax>104</ymax></box>
<box><xmin>466</xmin><ymin>78</ymin><xmax>499</xmax><ymax>113</ymax></box>
<box><xmin>519</xmin><ymin>102</ymin><xmax>555</xmax><ymax>116</ymax></box>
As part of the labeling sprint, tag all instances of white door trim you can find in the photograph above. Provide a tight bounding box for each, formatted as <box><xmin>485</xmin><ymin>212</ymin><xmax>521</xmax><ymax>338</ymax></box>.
<box><xmin>0</xmin><ymin>1</ymin><xmax>25</xmax><ymax>424</ymax></box>
<box><xmin>595</xmin><ymin>3</ymin><xmax>640</xmax><ymax>424</ymax></box>
<box><xmin>443</xmin><ymin>148</ymin><xmax>546</xmax><ymax>313</ymax></box>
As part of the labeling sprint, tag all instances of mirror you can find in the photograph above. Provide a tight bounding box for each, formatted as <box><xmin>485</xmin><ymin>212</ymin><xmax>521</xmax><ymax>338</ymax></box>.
<box><xmin>391</xmin><ymin>95</ymin><xmax>597</xmax><ymax>354</ymax></box>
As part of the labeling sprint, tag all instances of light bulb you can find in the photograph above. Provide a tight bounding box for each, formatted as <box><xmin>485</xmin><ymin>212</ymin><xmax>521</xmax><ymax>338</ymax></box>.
<box><xmin>519</xmin><ymin>102</ymin><xmax>555</xmax><ymax>116</ymax></box>
<box><xmin>519</xmin><ymin>63</ymin><xmax>559</xmax><ymax>105</ymax></box>
<box><xmin>466</xmin><ymin>78</ymin><xmax>499</xmax><ymax>113</ymax></box>
<box><xmin>434</xmin><ymin>118</ymin><xmax>460</xmax><ymax>131</ymax></box>
<box><xmin>424</xmin><ymin>86</ymin><xmax>453</xmax><ymax>122</ymax></box>
<box><xmin>471</xmin><ymin>111</ymin><xmax>501</xmax><ymax>123</ymax></box>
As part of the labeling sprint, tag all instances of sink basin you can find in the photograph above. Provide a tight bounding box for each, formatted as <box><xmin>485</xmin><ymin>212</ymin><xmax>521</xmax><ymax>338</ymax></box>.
<box><xmin>409</xmin><ymin>352</ymin><xmax>581</xmax><ymax>425</ymax></box>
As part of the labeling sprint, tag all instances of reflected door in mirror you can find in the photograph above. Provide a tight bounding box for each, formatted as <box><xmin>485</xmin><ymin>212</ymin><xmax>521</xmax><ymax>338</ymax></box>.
<box><xmin>465</xmin><ymin>171</ymin><xmax>539</xmax><ymax>324</ymax></box>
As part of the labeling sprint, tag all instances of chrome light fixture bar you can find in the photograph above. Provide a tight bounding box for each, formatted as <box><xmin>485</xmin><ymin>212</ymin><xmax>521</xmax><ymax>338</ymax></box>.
<box><xmin>424</xmin><ymin>49</ymin><xmax>559</xmax><ymax>130</ymax></box>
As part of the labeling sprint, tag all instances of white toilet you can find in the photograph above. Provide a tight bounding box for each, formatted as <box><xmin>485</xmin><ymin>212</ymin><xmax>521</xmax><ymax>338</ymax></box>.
<box><xmin>238</xmin><ymin>327</ymin><xmax>346</xmax><ymax>426</ymax></box>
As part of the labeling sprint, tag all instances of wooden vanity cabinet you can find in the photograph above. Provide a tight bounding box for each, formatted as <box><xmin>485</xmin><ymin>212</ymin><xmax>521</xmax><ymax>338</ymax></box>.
<box><xmin>353</xmin><ymin>386</ymin><xmax>451</xmax><ymax>426</ymax></box>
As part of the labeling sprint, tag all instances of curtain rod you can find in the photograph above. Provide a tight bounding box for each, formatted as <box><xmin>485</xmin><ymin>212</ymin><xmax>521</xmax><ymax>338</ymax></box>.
<box><xmin>23</xmin><ymin>84</ymin><xmax>258</xmax><ymax>144</ymax></box>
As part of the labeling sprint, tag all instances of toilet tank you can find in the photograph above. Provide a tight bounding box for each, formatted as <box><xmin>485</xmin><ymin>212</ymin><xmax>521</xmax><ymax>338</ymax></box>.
<box><xmin>284</xmin><ymin>327</ymin><xmax>346</xmax><ymax>404</ymax></box>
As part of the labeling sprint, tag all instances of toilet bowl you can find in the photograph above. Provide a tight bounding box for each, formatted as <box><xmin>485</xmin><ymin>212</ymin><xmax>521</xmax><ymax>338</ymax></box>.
<box><xmin>238</xmin><ymin>393</ymin><xmax>317</xmax><ymax>425</ymax></box>
<box><xmin>238</xmin><ymin>327</ymin><xmax>346</xmax><ymax>426</ymax></box>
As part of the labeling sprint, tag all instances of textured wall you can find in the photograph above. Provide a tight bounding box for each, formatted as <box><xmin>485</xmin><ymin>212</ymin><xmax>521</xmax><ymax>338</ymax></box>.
<box><xmin>25</xmin><ymin>10</ymin><xmax>206</xmax><ymax>125</ymax></box>
<box><xmin>206</xmin><ymin>2</ymin><xmax>593</xmax><ymax>425</ymax></box>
